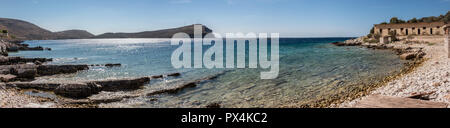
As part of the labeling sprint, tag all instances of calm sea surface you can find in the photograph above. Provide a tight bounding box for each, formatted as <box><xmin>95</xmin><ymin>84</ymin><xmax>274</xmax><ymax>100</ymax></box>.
<box><xmin>10</xmin><ymin>38</ymin><xmax>407</xmax><ymax>108</ymax></box>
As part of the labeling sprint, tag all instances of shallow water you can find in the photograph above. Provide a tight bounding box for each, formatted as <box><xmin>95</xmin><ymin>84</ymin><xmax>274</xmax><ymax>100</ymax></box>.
<box><xmin>11</xmin><ymin>38</ymin><xmax>407</xmax><ymax>108</ymax></box>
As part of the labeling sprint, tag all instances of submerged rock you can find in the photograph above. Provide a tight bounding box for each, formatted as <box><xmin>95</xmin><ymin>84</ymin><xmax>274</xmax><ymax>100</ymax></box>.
<box><xmin>151</xmin><ymin>75</ymin><xmax>164</xmax><ymax>79</ymax></box>
<box><xmin>104</xmin><ymin>63</ymin><xmax>121</xmax><ymax>67</ymax></box>
<box><xmin>147</xmin><ymin>72</ymin><xmax>224</xmax><ymax>96</ymax></box>
<box><xmin>167</xmin><ymin>73</ymin><xmax>181</xmax><ymax>77</ymax></box>
<box><xmin>150</xmin><ymin>73</ymin><xmax>181</xmax><ymax>79</ymax></box>
<box><xmin>18</xmin><ymin>46</ymin><xmax>45</xmax><ymax>51</ymax></box>
<box><xmin>147</xmin><ymin>82</ymin><xmax>197</xmax><ymax>96</ymax></box>
<box><xmin>92</xmin><ymin>77</ymin><xmax>151</xmax><ymax>91</ymax></box>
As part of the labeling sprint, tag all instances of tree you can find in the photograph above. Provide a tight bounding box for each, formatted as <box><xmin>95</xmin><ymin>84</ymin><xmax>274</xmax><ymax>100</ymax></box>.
<box><xmin>1</xmin><ymin>30</ymin><xmax>7</xmax><ymax>34</ymax></box>
<box><xmin>390</xmin><ymin>17</ymin><xmax>405</xmax><ymax>24</ymax></box>
<box><xmin>444</xmin><ymin>11</ymin><xmax>450</xmax><ymax>23</ymax></box>
<box><xmin>408</xmin><ymin>18</ymin><xmax>418</xmax><ymax>23</ymax></box>
<box><xmin>422</xmin><ymin>17</ymin><xmax>435</xmax><ymax>23</ymax></box>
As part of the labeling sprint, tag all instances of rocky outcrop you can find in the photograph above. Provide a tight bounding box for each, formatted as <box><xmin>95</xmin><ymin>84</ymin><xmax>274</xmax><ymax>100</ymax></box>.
<box><xmin>332</xmin><ymin>41</ymin><xmax>361</xmax><ymax>46</ymax></box>
<box><xmin>147</xmin><ymin>72</ymin><xmax>223</xmax><ymax>96</ymax></box>
<box><xmin>399</xmin><ymin>50</ymin><xmax>426</xmax><ymax>60</ymax></box>
<box><xmin>0</xmin><ymin>40</ymin><xmax>9</xmax><ymax>56</ymax></box>
<box><xmin>13</xmin><ymin>67</ymin><xmax>37</xmax><ymax>79</ymax></box>
<box><xmin>7</xmin><ymin>46</ymin><xmax>46</xmax><ymax>51</ymax></box>
<box><xmin>104</xmin><ymin>63</ymin><xmax>121</xmax><ymax>67</ymax></box>
<box><xmin>400</xmin><ymin>53</ymin><xmax>417</xmax><ymax>60</ymax></box>
<box><xmin>0</xmin><ymin>64</ymin><xmax>37</xmax><ymax>79</ymax></box>
<box><xmin>54</xmin><ymin>83</ymin><xmax>102</xmax><ymax>99</ymax></box>
<box><xmin>37</xmin><ymin>65</ymin><xmax>89</xmax><ymax>76</ymax></box>
<box><xmin>332</xmin><ymin>37</ymin><xmax>363</xmax><ymax>46</ymax></box>
<box><xmin>335</xmin><ymin>37</ymin><xmax>427</xmax><ymax>61</ymax></box>
<box><xmin>6</xmin><ymin>82</ymin><xmax>61</xmax><ymax>91</ymax></box>
<box><xmin>0</xmin><ymin>64</ymin><xmax>90</xmax><ymax>81</ymax></box>
<box><xmin>1</xmin><ymin>39</ymin><xmax>51</xmax><ymax>52</ymax></box>
<box><xmin>0</xmin><ymin>56</ymin><xmax>52</xmax><ymax>65</ymax></box>
<box><xmin>7</xmin><ymin>77</ymin><xmax>152</xmax><ymax>99</ymax></box>
<box><xmin>0</xmin><ymin>74</ymin><xmax>16</xmax><ymax>82</ymax></box>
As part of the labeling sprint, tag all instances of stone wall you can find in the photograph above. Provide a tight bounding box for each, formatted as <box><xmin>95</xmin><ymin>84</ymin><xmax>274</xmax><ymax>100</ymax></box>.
<box><xmin>397</xmin><ymin>35</ymin><xmax>446</xmax><ymax>44</ymax></box>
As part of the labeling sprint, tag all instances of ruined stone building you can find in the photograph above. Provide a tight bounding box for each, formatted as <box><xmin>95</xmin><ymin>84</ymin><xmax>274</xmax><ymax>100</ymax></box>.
<box><xmin>374</xmin><ymin>22</ymin><xmax>449</xmax><ymax>43</ymax></box>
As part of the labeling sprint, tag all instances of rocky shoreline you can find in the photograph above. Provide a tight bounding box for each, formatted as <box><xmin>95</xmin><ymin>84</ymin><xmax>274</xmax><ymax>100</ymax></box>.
<box><xmin>0</xmin><ymin>39</ymin><xmax>187</xmax><ymax>108</ymax></box>
<box><xmin>330</xmin><ymin>36</ymin><xmax>450</xmax><ymax>108</ymax></box>
<box><xmin>2</xmin><ymin>37</ymin><xmax>445</xmax><ymax>108</ymax></box>
<box><xmin>294</xmin><ymin>37</ymin><xmax>429</xmax><ymax>108</ymax></box>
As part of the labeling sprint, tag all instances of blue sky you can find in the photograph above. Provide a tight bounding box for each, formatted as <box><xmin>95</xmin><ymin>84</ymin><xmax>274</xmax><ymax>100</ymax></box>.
<box><xmin>0</xmin><ymin>0</ymin><xmax>449</xmax><ymax>37</ymax></box>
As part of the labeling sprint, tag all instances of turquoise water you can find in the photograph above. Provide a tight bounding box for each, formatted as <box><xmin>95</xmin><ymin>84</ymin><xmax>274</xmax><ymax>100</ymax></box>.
<box><xmin>11</xmin><ymin>38</ymin><xmax>407</xmax><ymax>108</ymax></box>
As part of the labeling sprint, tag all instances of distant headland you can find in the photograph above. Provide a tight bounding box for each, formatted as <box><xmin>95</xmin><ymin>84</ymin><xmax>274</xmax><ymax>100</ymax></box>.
<box><xmin>0</xmin><ymin>18</ymin><xmax>212</xmax><ymax>40</ymax></box>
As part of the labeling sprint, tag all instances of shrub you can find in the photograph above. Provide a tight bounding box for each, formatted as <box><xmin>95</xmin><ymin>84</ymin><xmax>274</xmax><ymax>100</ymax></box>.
<box><xmin>373</xmin><ymin>33</ymin><xmax>381</xmax><ymax>39</ymax></box>
<box><xmin>408</xmin><ymin>18</ymin><xmax>418</xmax><ymax>23</ymax></box>
<box><xmin>368</xmin><ymin>39</ymin><xmax>379</xmax><ymax>44</ymax></box>
<box><xmin>390</xmin><ymin>17</ymin><xmax>406</xmax><ymax>24</ymax></box>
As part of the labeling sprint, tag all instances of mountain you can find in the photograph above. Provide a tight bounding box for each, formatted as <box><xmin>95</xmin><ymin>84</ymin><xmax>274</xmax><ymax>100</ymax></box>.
<box><xmin>0</xmin><ymin>18</ymin><xmax>94</xmax><ymax>40</ymax></box>
<box><xmin>0</xmin><ymin>18</ymin><xmax>213</xmax><ymax>40</ymax></box>
<box><xmin>0</xmin><ymin>18</ymin><xmax>55</xmax><ymax>40</ymax></box>
<box><xmin>54</xmin><ymin>30</ymin><xmax>95</xmax><ymax>39</ymax></box>
<box><xmin>93</xmin><ymin>24</ymin><xmax>213</xmax><ymax>38</ymax></box>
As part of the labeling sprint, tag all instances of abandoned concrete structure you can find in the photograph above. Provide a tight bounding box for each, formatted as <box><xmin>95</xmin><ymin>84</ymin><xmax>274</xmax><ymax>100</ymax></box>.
<box><xmin>374</xmin><ymin>22</ymin><xmax>449</xmax><ymax>44</ymax></box>
<box><xmin>374</xmin><ymin>22</ymin><xmax>447</xmax><ymax>36</ymax></box>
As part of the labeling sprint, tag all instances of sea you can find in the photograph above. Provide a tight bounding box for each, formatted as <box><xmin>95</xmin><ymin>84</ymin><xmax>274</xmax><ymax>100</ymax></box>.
<box><xmin>10</xmin><ymin>38</ymin><xmax>408</xmax><ymax>108</ymax></box>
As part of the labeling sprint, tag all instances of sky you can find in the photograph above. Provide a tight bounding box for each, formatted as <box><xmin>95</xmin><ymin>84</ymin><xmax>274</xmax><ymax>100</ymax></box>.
<box><xmin>0</xmin><ymin>0</ymin><xmax>449</xmax><ymax>37</ymax></box>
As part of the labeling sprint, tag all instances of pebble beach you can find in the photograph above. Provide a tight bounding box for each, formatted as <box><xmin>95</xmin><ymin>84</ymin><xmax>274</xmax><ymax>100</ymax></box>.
<box><xmin>340</xmin><ymin>41</ymin><xmax>450</xmax><ymax>108</ymax></box>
